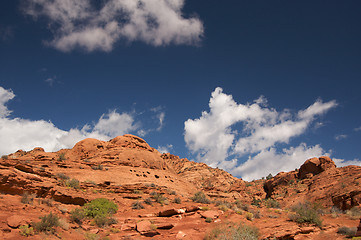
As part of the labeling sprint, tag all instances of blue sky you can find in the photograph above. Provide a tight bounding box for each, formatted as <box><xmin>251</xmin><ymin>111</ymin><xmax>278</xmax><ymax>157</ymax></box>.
<box><xmin>1</xmin><ymin>0</ymin><xmax>361</xmax><ymax>180</ymax></box>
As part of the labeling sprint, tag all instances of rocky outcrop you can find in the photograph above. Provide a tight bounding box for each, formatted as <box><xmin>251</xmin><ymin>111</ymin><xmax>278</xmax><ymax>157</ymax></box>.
<box><xmin>298</xmin><ymin>156</ymin><xmax>336</xmax><ymax>179</ymax></box>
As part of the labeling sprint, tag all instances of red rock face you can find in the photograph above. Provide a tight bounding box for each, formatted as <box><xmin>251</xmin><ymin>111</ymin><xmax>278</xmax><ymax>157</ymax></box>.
<box><xmin>298</xmin><ymin>156</ymin><xmax>336</xmax><ymax>179</ymax></box>
<box><xmin>0</xmin><ymin>135</ymin><xmax>360</xmax><ymax>239</ymax></box>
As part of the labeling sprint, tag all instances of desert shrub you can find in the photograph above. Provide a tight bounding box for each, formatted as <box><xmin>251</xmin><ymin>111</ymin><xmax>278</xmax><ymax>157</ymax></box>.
<box><xmin>132</xmin><ymin>201</ymin><xmax>145</xmax><ymax>209</ymax></box>
<box><xmin>214</xmin><ymin>200</ymin><xmax>232</xmax><ymax>209</ymax></box>
<box><xmin>168</xmin><ymin>190</ymin><xmax>177</xmax><ymax>195</ymax></box>
<box><xmin>56</xmin><ymin>173</ymin><xmax>70</xmax><ymax>180</ymax></box>
<box><xmin>251</xmin><ymin>210</ymin><xmax>261</xmax><ymax>219</ymax></box>
<box><xmin>265</xmin><ymin>198</ymin><xmax>280</xmax><ymax>208</ymax></box>
<box><xmin>41</xmin><ymin>198</ymin><xmax>54</xmax><ymax>207</ymax></box>
<box><xmin>1</xmin><ymin>155</ymin><xmax>8</xmax><ymax>159</ymax></box>
<box><xmin>337</xmin><ymin>226</ymin><xmax>357</xmax><ymax>237</ymax></box>
<box><xmin>33</xmin><ymin>212</ymin><xmax>59</xmax><ymax>233</ymax></box>
<box><xmin>234</xmin><ymin>200</ymin><xmax>249</xmax><ymax>211</ymax></box>
<box><xmin>191</xmin><ymin>191</ymin><xmax>210</xmax><ymax>204</ymax></box>
<box><xmin>218</xmin><ymin>205</ymin><xmax>228</xmax><ymax>212</ymax></box>
<box><xmin>84</xmin><ymin>198</ymin><xmax>118</xmax><ymax>218</ymax></box>
<box><xmin>94</xmin><ymin>215</ymin><xmax>117</xmax><ymax>228</ymax></box>
<box><xmin>204</xmin><ymin>222</ymin><xmax>259</xmax><ymax>240</ymax></box>
<box><xmin>245</xmin><ymin>212</ymin><xmax>254</xmax><ymax>221</ymax></box>
<box><xmin>289</xmin><ymin>201</ymin><xmax>322</xmax><ymax>227</ymax></box>
<box><xmin>91</xmin><ymin>165</ymin><xmax>103</xmax><ymax>170</ymax></box>
<box><xmin>144</xmin><ymin>197</ymin><xmax>153</xmax><ymax>205</ymax></box>
<box><xmin>65</xmin><ymin>179</ymin><xmax>80</xmax><ymax>189</ymax></box>
<box><xmin>346</xmin><ymin>207</ymin><xmax>361</xmax><ymax>219</ymax></box>
<box><xmin>205</xmin><ymin>217</ymin><xmax>213</xmax><ymax>223</ymax></box>
<box><xmin>133</xmin><ymin>190</ymin><xmax>143</xmax><ymax>194</ymax></box>
<box><xmin>266</xmin><ymin>173</ymin><xmax>273</xmax><ymax>180</ymax></box>
<box><xmin>85</xmin><ymin>232</ymin><xmax>99</xmax><ymax>240</ymax></box>
<box><xmin>174</xmin><ymin>197</ymin><xmax>182</xmax><ymax>204</ymax></box>
<box><xmin>251</xmin><ymin>198</ymin><xmax>261</xmax><ymax>207</ymax></box>
<box><xmin>19</xmin><ymin>225</ymin><xmax>34</xmax><ymax>236</ymax></box>
<box><xmin>21</xmin><ymin>192</ymin><xmax>36</xmax><ymax>204</ymax></box>
<box><xmin>70</xmin><ymin>208</ymin><xmax>86</xmax><ymax>224</ymax></box>
<box><xmin>151</xmin><ymin>192</ymin><xmax>167</xmax><ymax>204</ymax></box>
<box><xmin>57</xmin><ymin>153</ymin><xmax>66</xmax><ymax>161</ymax></box>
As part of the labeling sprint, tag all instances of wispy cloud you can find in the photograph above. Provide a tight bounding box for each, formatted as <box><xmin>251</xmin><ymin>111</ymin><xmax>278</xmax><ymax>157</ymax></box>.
<box><xmin>0</xmin><ymin>25</ymin><xmax>14</xmax><ymax>41</ymax></box>
<box><xmin>0</xmin><ymin>86</ymin><xmax>153</xmax><ymax>155</ymax></box>
<box><xmin>184</xmin><ymin>87</ymin><xmax>338</xmax><ymax>180</ymax></box>
<box><xmin>335</xmin><ymin>134</ymin><xmax>347</xmax><ymax>141</ymax></box>
<box><xmin>22</xmin><ymin>0</ymin><xmax>204</xmax><ymax>52</ymax></box>
<box><xmin>354</xmin><ymin>126</ymin><xmax>361</xmax><ymax>132</ymax></box>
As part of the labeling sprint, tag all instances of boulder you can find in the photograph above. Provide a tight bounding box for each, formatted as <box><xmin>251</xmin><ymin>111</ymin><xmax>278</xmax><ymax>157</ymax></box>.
<box><xmin>200</xmin><ymin>210</ymin><xmax>220</xmax><ymax>219</ymax></box>
<box><xmin>7</xmin><ymin>215</ymin><xmax>26</xmax><ymax>228</ymax></box>
<box><xmin>298</xmin><ymin>156</ymin><xmax>336</xmax><ymax>179</ymax></box>
<box><xmin>136</xmin><ymin>220</ymin><xmax>159</xmax><ymax>237</ymax></box>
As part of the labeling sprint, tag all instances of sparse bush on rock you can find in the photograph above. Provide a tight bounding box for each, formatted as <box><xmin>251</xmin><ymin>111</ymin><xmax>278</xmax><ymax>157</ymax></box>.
<box><xmin>337</xmin><ymin>226</ymin><xmax>357</xmax><ymax>237</ymax></box>
<box><xmin>21</xmin><ymin>192</ymin><xmax>36</xmax><ymax>204</ymax></box>
<box><xmin>191</xmin><ymin>191</ymin><xmax>210</xmax><ymax>204</ymax></box>
<box><xmin>132</xmin><ymin>201</ymin><xmax>145</xmax><ymax>209</ymax></box>
<box><xmin>289</xmin><ymin>201</ymin><xmax>322</xmax><ymax>227</ymax></box>
<box><xmin>33</xmin><ymin>212</ymin><xmax>59</xmax><ymax>233</ymax></box>
<box><xmin>204</xmin><ymin>222</ymin><xmax>259</xmax><ymax>240</ymax></box>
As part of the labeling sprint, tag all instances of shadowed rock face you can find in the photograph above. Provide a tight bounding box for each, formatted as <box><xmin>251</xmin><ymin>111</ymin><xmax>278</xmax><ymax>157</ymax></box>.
<box><xmin>0</xmin><ymin>135</ymin><xmax>360</xmax><ymax>239</ymax></box>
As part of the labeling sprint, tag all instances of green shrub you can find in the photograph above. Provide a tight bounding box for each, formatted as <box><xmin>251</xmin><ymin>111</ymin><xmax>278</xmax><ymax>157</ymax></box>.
<box><xmin>33</xmin><ymin>212</ymin><xmax>59</xmax><ymax>233</ymax></box>
<box><xmin>21</xmin><ymin>192</ymin><xmax>35</xmax><ymax>204</ymax></box>
<box><xmin>346</xmin><ymin>207</ymin><xmax>361</xmax><ymax>220</ymax></box>
<box><xmin>132</xmin><ymin>201</ymin><xmax>145</xmax><ymax>209</ymax></box>
<box><xmin>56</xmin><ymin>173</ymin><xmax>70</xmax><ymax>180</ymax></box>
<box><xmin>289</xmin><ymin>201</ymin><xmax>322</xmax><ymax>227</ymax></box>
<box><xmin>266</xmin><ymin>173</ymin><xmax>273</xmax><ymax>180</ymax></box>
<box><xmin>337</xmin><ymin>226</ymin><xmax>356</xmax><ymax>237</ymax></box>
<box><xmin>19</xmin><ymin>225</ymin><xmax>34</xmax><ymax>236</ymax></box>
<box><xmin>144</xmin><ymin>197</ymin><xmax>153</xmax><ymax>205</ymax></box>
<box><xmin>65</xmin><ymin>179</ymin><xmax>80</xmax><ymax>189</ymax></box>
<box><xmin>251</xmin><ymin>198</ymin><xmax>261</xmax><ymax>207</ymax></box>
<box><xmin>205</xmin><ymin>217</ymin><xmax>213</xmax><ymax>223</ymax></box>
<box><xmin>204</xmin><ymin>222</ymin><xmax>259</xmax><ymax>240</ymax></box>
<box><xmin>133</xmin><ymin>190</ymin><xmax>143</xmax><ymax>194</ymax></box>
<box><xmin>151</xmin><ymin>192</ymin><xmax>167</xmax><ymax>204</ymax></box>
<box><xmin>245</xmin><ymin>212</ymin><xmax>254</xmax><ymax>221</ymax></box>
<box><xmin>173</xmin><ymin>197</ymin><xmax>182</xmax><ymax>204</ymax></box>
<box><xmin>1</xmin><ymin>155</ymin><xmax>8</xmax><ymax>160</ymax></box>
<box><xmin>70</xmin><ymin>208</ymin><xmax>86</xmax><ymax>224</ymax></box>
<box><xmin>91</xmin><ymin>165</ymin><xmax>103</xmax><ymax>170</ymax></box>
<box><xmin>265</xmin><ymin>198</ymin><xmax>280</xmax><ymax>208</ymax></box>
<box><xmin>191</xmin><ymin>191</ymin><xmax>210</xmax><ymax>204</ymax></box>
<box><xmin>84</xmin><ymin>198</ymin><xmax>118</xmax><ymax>218</ymax></box>
<box><xmin>94</xmin><ymin>215</ymin><xmax>117</xmax><ymax>228</ymax></box>
<box><xmin>58</xmin><ymin>153</ymin><xmax>66</xmax><ymax>161</ymax></box>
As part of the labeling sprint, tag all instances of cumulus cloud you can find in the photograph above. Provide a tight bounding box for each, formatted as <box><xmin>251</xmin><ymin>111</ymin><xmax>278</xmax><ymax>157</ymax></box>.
<box><xmin>0</xmin><ymin>86</ymin><xmax>149</xmax><ymax>155</ymax></box>
<box><xmin>22</xmin><ymin>0</ymin><xmax>203</xmax><ymax>52</ymax></box>
<box><xmin>184</xmin><ymin>87</ymin><xmax>338</xmax><ymax>180</ymax></box>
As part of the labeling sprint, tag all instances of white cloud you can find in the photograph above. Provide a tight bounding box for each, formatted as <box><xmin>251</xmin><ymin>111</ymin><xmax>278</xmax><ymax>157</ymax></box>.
<box><xmin>230</xmin><ymin>143</ymin><xmax>327</xmax><ymax>181</ymax></box>
<box><xmin>333</xmin><ymin>158</ymin><xmax>361</xmax><ymax>167</ymax></box>
<box><xmin>0</xmin><ymin>86</ymin><xmax>153</xmax><ymax>155</ymax></box>
<box><xmin>184</xmin><ymin>87</ymin><xmax>338</xmax><ymax>180</ymax></box>
<box><xmin>354</xmin><ymin>126</ymin><xmax>361</xmax><ymax>132</ymax></box>
<box><xmin>335</xmin><ymin>134</ymin><xmax>347</xmax><ymax>141</ymax></box>
<box><xmin>23</xmin><ymin>0</ymin><xmax>203</xmax><ymax>52</ymax></box>
<box><xmin>0</xmin><ymin>86</ymin><xmax>15</xmax><ymax>117</ymax></box>
<box><xmin>157</xmin><ymin>144</ymin><xmax>173</xmax><ymax>153</ymax></box>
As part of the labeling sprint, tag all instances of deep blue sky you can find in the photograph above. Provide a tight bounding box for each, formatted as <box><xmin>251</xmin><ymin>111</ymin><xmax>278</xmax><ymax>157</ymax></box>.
<box><xmin>1</xmin><ymin>0</ymin><xmax>360</xmax><ymax>180</ymax></box>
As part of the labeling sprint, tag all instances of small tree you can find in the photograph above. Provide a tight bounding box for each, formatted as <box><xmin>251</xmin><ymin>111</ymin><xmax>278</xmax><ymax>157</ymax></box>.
<box><xmin>266</xmin><ymin>173</ymin><xmax>273</xmax><ymax>180</ymax></box>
